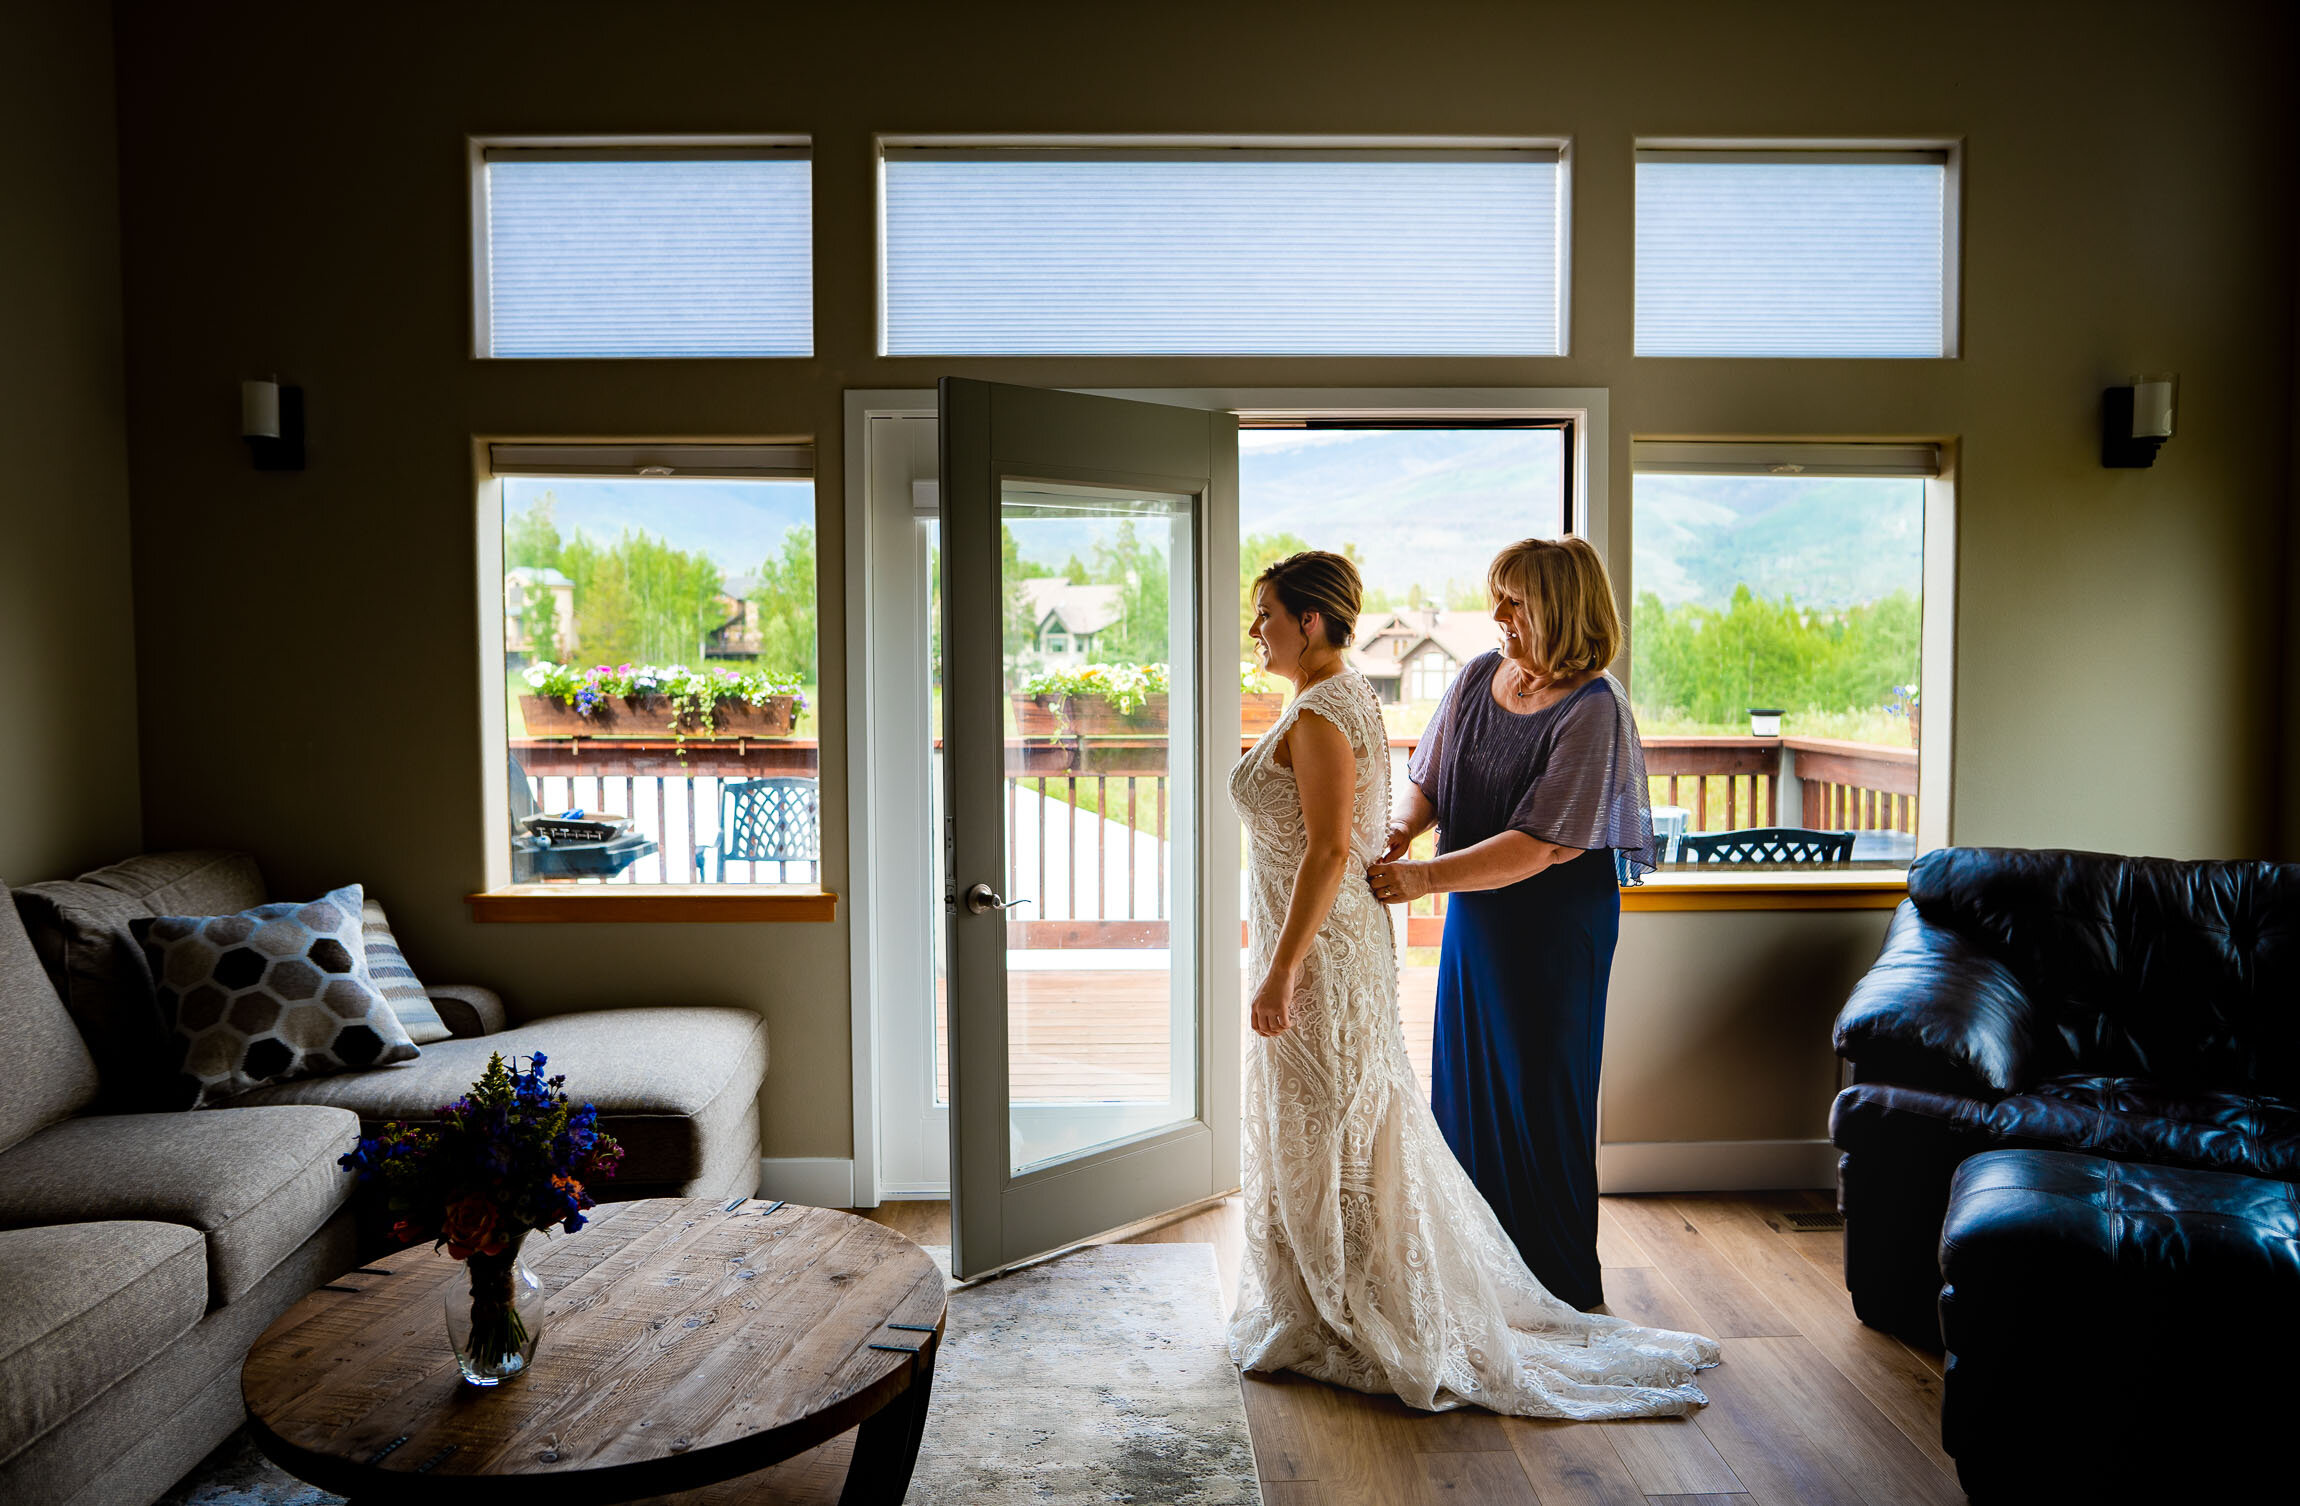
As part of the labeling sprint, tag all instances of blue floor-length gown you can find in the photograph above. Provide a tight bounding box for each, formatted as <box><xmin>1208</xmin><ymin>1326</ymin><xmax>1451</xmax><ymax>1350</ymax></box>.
<box><xmin>1411</xmin><ymin>656</ymin><xmax>1655</xmax><ymax>1312</ymax></box>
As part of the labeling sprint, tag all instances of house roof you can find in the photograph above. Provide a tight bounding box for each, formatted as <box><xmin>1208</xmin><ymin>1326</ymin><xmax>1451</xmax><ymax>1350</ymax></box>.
<box><xmin>1352</xmin><ymin>608</ymin><xmax>1499</xmax><ymax>671</ymax></box>
<box><xmin>505</xmin><ymin>566</ymin><xmax>572</xmax><ymax>588</ymax></box>
<box><xmin>1020</xmin><ymin>579</ymin><xmax>1124</xmax><ymax>636</ymax></box>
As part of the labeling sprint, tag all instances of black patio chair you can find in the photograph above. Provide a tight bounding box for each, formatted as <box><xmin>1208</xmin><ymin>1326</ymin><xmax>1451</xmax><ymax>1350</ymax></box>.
<box><xmin>1675</xmin><ymin>826</ymin><xmax>1855</xmax><ymax>866</ymax></box>
<box><xmin>696</xmin><ymin>776</ymin><xmax>820</xmax><ymax>882</ymax></box>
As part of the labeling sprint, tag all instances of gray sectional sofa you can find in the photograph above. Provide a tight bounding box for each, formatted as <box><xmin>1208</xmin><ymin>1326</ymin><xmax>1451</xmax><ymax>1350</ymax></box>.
<box><xmin>0</xmin><ymin>852</ymin><xmax>769</xmax><ymax>1506</ymax></box>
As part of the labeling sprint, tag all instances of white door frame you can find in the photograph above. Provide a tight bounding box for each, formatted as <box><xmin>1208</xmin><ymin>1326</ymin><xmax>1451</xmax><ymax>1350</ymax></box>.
<box><xmin>844</xmin><ymin>387</ymin><xmax>1611</xmax><ymax>1206</ymax></box>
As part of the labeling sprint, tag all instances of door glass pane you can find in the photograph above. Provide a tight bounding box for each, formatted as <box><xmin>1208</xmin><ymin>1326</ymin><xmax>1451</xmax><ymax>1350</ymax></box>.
<box><xmin>1000</xmin><ymin>480</ymin><xmax>1198</xmax><ymax>1175</ymax></box>
<box><xmin>924</xmin><ymin>516</ymin><xmax>950</xmax><ymax>1107</ymax></box>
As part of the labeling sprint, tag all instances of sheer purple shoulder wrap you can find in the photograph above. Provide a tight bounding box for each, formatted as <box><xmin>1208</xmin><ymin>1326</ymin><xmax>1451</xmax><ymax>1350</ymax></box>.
<box><xmin>1408</xmin><ymin>655</ymin><xmax>1657</xmax><ymax>879</ymax></box>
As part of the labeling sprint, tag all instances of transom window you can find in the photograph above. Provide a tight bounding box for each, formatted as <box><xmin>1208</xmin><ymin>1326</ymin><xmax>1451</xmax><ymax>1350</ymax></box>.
<box><xmin>1635</xmin><ymin>144</ymin><xmax>1957</xmax><ymax>358</ymax></box>
<box><xmin>475</xmin><ymin>142</ymin><xmax>813</xmax><ymax>359</ymax></box>
<box><xmin>882</xmin><ymin>140</ymin><xmax>1567</xmax><ymax>356</ymax></box>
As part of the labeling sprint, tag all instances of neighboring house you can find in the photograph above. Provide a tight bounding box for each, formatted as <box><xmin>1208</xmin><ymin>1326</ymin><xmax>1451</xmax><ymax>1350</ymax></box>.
<box><xmin>1019</xmin><ymin>580</ymin><xmax>1124</xmax><ymax>669</ymax></box>
<box><xmin>503</xmin><ymin>567</ymin><xmax>575</xmax><ymax>664</ymax></box>
<box><xmin>1348</xmin><ymin>608</ymin><xmax>1499</xmax><ymax>703</ymax></box>
<box><xmin>705</xmin><ymin>574</ymin><xmax>761</xmax><ymax>660</ymax></box>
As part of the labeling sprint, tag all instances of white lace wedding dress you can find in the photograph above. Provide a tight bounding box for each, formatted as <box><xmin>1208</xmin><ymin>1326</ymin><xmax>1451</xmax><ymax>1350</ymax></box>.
<box><xmin>1226</xmin><ymin>671</ymin><xmax>1719</xmax><ymax>1418</ymax></box>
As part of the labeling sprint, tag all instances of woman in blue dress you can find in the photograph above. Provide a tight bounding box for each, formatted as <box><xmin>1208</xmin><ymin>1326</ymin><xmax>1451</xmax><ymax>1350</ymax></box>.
<box><xmin>1366</xmin><ymin>537</ymin><xmax>1654</xmax><ymax>1312</ymax></box>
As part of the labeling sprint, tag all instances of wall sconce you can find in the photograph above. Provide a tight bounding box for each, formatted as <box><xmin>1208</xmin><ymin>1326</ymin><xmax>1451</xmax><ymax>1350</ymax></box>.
<box><xmin>241</xmin><ymin>376</ymin><xmax>305</xmax><ymax>471</ymax></box>
<box><xmin>2101</xmin><ymin>375</ymin><xmax>2175</xmax><ymax>468</ymax></box>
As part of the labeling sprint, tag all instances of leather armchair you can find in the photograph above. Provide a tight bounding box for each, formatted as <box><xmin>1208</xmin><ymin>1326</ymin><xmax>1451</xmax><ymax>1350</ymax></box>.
<box><xmin>1828</xmin><ymin>846</ymin><xmax>2300</xmax><ymax>1343</ymax></box>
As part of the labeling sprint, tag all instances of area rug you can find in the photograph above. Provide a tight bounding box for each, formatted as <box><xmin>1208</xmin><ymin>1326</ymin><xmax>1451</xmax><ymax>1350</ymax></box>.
<box><xmin>162</xmin><ymin>1240</ymin><xmax>1259</xmax><ymax>1505</ymax></box>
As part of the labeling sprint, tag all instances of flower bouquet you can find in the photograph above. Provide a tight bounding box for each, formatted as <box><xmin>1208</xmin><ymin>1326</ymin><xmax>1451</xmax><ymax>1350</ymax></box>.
<box><xmin>339</xmin><ymin>1052</ymin><xmax>623</xmax><ymax>1385</ymax></box>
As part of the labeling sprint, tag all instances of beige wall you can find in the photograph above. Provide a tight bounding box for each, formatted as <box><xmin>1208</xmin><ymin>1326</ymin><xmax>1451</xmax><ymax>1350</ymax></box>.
<box><xmin>105</xmin><ymin>2</ymin><xmax>2296</xmax><ymax>1161</ymax></box>
<box><xmin>0</xmin><ymin>1</ymin><xmax>140</xmax><ymax>887</ymax></box>
<box><xmin>1606</xmin><ymin>908</ymin><xmax>1889</xmax><ymax>1148</ymax></box>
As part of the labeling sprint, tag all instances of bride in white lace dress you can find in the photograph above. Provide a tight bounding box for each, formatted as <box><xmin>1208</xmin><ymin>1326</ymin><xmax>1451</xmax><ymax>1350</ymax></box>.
<box><xmin>1227</xmin><ymin>552</ymin><xmax>1719</xmax><ymax>1419</ymax></box>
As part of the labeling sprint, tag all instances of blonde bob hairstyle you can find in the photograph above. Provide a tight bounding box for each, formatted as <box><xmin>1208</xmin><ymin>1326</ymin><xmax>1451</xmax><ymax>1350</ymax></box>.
<box><xmin>1486</xmin><ymin>536</ymin><xmax>1622</xmax><ymax>678</ymax></box>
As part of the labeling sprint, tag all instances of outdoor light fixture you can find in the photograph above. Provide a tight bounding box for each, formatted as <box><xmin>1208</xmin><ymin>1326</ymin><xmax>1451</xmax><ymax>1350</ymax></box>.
<box><xmin>2101</xmin><ymin>375</ymin><xmax>2175</xmax><ymax>468</ymax></box>
<box><xmin>241</xmin><ymin>375</ymin><xmax>305</xmax><ymax>471</ymax></box>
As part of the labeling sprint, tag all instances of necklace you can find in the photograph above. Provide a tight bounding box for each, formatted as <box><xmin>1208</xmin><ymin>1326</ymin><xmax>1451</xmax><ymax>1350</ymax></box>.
<box><xmin>1507</xmin><ymin>662</ymin><xmax>1543</xmax><ymax>698</ymax></box>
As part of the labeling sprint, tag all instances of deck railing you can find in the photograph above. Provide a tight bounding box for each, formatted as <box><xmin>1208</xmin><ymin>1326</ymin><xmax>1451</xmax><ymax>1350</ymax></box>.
<box><xmin>512</xmin><ymin>737</ymin><xmax>821</xmax><ymax>884</ymax></box>
<box><xmin>512</xmin><ymin>727</ymin><xmax>1919</xmax><ymax>948</ymax></box>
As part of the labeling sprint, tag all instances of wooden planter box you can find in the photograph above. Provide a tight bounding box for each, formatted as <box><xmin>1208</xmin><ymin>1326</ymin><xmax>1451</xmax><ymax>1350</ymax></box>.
<box><xmin>518</xmin><ymin>694</ymin><xmax>625</xmax><ymax>736</ymax></box>
<box><xmin>1063</xmin><ymin>693</ymin><xmax>1167</xmax><ymax>736</ymax></box>
<box><xmin>1009</xmin><ymin>693</ymin><xmax>1168</xmax><ymax>737</ymax></box>
<box><xmin>519</xmin><ymin>693</ymin><xmax>795</xmax><ymax>739</ymax></box>
<box><xmin>1011</xmin><ymin>693</ymin><xmax>1065</xmax><ymax>738</ymax></box>
<box><xmin>1241</xmin><ymin>693</ymin><xmax>1284</xmax><ymax>734</ymax></box>
<box><xmin>624</xmin><ymin>692</ymin><xmax>797</xmax><ymax>738</ymax></box>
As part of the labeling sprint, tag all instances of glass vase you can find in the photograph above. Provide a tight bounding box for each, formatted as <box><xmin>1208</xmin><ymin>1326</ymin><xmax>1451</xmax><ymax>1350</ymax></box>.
<box><xmin>446</xmin><ymin>1234</ymin><xmax>544</xmax><ymax>1385</ymax></box>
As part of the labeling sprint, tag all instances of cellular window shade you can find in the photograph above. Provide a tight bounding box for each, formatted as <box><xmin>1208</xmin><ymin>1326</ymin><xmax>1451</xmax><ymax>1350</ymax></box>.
<box><xmin>1636</xmin><ymin>156</ymin><xmax>1948</xmax><ymax>357</ymax></box>
<box><xmin>484</xmin><ymin>157</ymin><xmax>812</xmax><ymax>357</ymax></box>
<box><xmin>883</xmin><ymin>153</ymin><xmax>1562</xmax><ymax>356</ymax></box>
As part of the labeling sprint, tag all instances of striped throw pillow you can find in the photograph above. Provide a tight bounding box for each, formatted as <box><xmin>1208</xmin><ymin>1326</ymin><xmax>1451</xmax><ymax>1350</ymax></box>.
<box><xmin>361</xmin><ymin>899</ymin><xmax>451</xmax><ymax>1045</ymax></box>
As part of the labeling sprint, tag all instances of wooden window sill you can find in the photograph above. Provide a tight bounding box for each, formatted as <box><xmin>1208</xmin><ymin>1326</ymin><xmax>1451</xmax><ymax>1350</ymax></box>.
<box><xmin>467</xmin><ymin>886</ymin><xmax>839</xmax><ymax>923</ymax></box>
<box><xmin>1620</xmin><ymin>871</ymin><xmax>1908</xmax><ymax>912</ymax></box>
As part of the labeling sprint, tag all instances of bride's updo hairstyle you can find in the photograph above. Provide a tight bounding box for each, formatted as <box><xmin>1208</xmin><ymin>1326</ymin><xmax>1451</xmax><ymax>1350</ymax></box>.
<box><xmin>1255</xmin><ymin>550</ymin><xmax>1362</xmax><ymax>647</ymax></box>
<box><xmin>1487</xmin><ymin>536</ymin><xmax>1622</xmax><ymax>677</ymax></box>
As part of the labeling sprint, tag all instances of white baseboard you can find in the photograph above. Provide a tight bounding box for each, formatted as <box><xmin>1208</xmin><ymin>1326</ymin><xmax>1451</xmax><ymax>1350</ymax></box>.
<box><xmin>757</xmin><ymin>1157</ymin><xmax>860</xmax><ymax>1208</ymax></box>
<box><xmin>1598</xmin><ymin>1138</ymin><xmax>1838</xmax><ymax>1194</ymax></box>
<box><xmin>876</xmin><ymin>1179</ymin><xmax>950</xmax><ymax>1202</ymax></box>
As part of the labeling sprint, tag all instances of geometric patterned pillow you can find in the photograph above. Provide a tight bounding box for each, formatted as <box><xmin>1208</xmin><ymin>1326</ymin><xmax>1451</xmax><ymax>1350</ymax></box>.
<box><xmin>360</xmin><ymin>898</ymin><xmax>451</xmax><ymax>1045</ymax></box>
<box><xmin>131</xmin><ymin>883</ymin><xmax>419</xmax><ymax>1109</ymax></box>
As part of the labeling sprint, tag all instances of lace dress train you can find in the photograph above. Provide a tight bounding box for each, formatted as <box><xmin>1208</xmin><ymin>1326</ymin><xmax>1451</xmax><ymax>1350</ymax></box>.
<box><xmin>1226</xmin><ymin>672</ymin><xmax>1719</xmax><ymax>1419</ymax></box>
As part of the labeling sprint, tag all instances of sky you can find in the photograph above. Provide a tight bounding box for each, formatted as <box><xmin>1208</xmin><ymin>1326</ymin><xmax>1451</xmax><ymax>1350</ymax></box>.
<box><xmin>502</xmin><ymin>478</ymin><xmax>814</xmax><ymax>579</ymax></box>
<box><xmin>1236</xmin><ymin>427</ymin><xmax>1569</xmax><ymax>599</ymax></box>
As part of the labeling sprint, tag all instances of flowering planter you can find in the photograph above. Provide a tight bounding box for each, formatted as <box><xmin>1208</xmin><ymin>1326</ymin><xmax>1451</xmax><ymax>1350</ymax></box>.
<box><xmin>1241</xmin><ymin>693</ymin><xmax>1285</xmax><ymax>734</ymax></box>
<box><xmin>519</xmin><ymin>692</ymin><xmax>795</xmax><ymax>739</ymax></box>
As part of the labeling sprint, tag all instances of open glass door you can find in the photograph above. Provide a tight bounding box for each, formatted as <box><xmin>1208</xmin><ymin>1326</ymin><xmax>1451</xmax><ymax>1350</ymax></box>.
<box><xmin>939</xmin><ymin>377</ymin><xmax>1240</xmax><ymax>1280</ymax></box>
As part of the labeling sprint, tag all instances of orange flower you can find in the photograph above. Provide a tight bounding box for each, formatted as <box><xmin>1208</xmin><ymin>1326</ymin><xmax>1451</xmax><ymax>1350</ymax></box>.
<box><xmin>442</xmin><ymin>1195</ymin><xmax>507</xmax><ymax>1260</ymax></box>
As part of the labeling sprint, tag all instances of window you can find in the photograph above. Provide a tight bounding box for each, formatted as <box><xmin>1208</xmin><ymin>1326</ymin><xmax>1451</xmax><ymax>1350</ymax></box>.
<box><xmin>1045</xmin><ymin>632</ymin><xmax>1069</xmax><ymax>654</ymax></box>
<box><xmin>1630</xmin><ymin>441</ymin><xmax>1940</xmax><ymax>873</ymax></box>
<box><xmin>488</xmin><ymin>443</ymin><xmax>819</xmax><ymax>888</ymax></box>
<box><xmin>476</xmin><ymin>144</ymin><xmax>812</xmax><ymax>358</ymax></box>
<box><xmin>883</xmin><ymin>141</ymin><xmax>1566</xmax><ymax>355</ymax></box>
<box><xmin>1635</xmin><ymin>145</ymin><xmax>1955</xmax><ymax>357</ymax></box>
<box><xmin>1410</xmin><ymin>651</ymin><xmax>1455</xmax><ymax>703</ymax></box>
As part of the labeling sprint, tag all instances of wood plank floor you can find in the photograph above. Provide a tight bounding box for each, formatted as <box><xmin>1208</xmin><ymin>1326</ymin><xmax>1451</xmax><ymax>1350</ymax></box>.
<box><xmin>941</xmin><ymin>964</ymin><xmax>1444</xmax><ymax>1102</ymax></box>
<box><xmin>823</xmin><ymin>1193</ymin><xmax>1959</xmax><ymax>1506</ymax></box>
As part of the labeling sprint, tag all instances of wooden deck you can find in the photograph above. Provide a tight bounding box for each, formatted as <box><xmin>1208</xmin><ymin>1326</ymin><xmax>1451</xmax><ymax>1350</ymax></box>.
<box><xmin>939</xmin><ymin>964</ymin><xmax>1443</xmax><ymax>1102</ymax></box>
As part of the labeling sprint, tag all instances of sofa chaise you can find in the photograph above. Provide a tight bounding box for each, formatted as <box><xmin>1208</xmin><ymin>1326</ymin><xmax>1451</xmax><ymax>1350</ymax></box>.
<box><xmin>0</xmin><ymin>851</ymin><xmax>769</xmax><ymax>1506</ymax></box>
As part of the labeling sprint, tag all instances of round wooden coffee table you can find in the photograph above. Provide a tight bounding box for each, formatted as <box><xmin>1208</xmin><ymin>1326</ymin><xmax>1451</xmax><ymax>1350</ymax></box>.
<box><xmin>243</xmin><ymin>1198</ymin><xmax>945</xmax><ymax>1505</ymax></box>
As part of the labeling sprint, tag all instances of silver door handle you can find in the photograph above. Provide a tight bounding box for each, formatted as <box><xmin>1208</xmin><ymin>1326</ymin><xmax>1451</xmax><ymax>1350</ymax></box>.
<box><xmin>963</xmin><ymin>882</ymin><xmax>1031</xmax><ymax>915</ymax></box>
